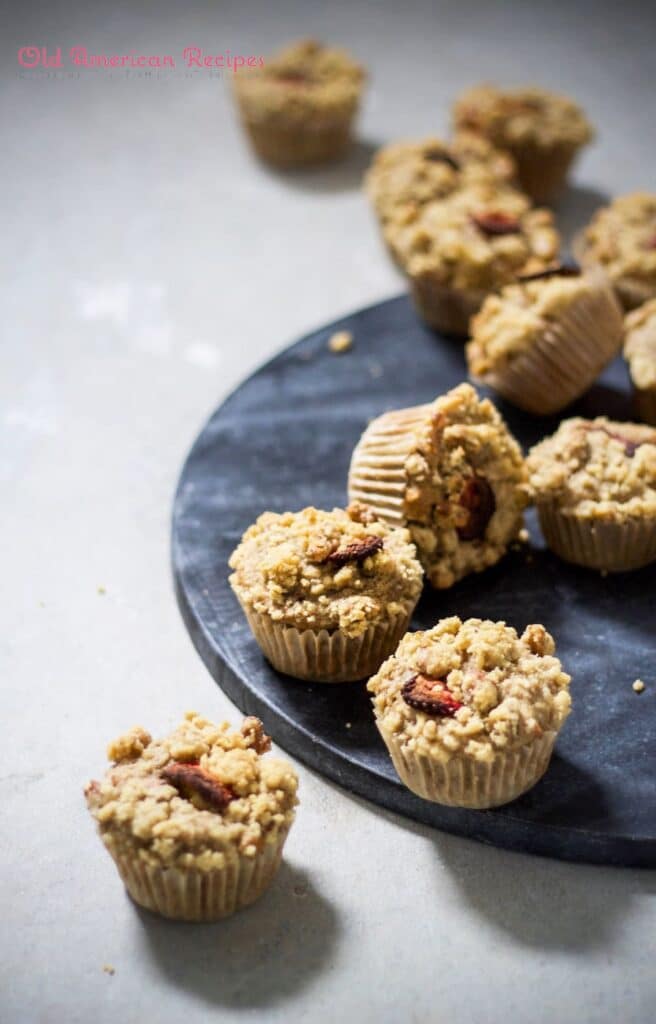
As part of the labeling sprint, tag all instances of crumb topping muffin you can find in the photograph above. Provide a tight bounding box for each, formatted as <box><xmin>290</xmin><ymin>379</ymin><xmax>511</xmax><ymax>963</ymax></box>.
<box><xmin>454</xmin><ymin>84</ymin><xmax>593</xmax><ymax>150</ymax></box>
<box><xmin>369</xmin><ymin>617</ymin><xmax>571</xmax><ymax>764</ymax></box>
<box><xmin>392</xmin><ymin>182</ymin><xmax>559</xmax><ymax>293</ymax></box>
<box><xmin>348</xmin><ymin>384</ymin><xmax>527</xmax><ymax>588</ymax></box>
<box><xmin>577</xmin><ymin>194</ymin><xmax>656</xmax><ymax>309</ymax></box>
<box><xmin>366</xmin><ymin>131</ymin><xmax>516</xmax><ymax>226</ymax></box>
<box><xmin>85</xmin><ymin>713</ymin><xmax>298</xmax><ymax>871</ymax></box>
<box><xmin>625</xmin><ymin>299</ymin><xmax>656</xmax><ymax>392</ymax></box>
<box><xmin>229</xmin><ymin>503</ymin><xmax>423</xmax><ymax>639</ymax></box>
<box><xmin>527</xmin><ymin>417</ymin><xmax>656</xmax><ymax>519</ymax></box>
<box><xmin>233</xmin><ymin>38</ymin><xmax>365</xmax><ymax>167</ymax></box>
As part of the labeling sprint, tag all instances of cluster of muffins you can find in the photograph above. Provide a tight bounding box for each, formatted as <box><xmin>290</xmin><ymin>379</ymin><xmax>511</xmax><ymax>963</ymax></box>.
<box><xmin>86</xmin><ymin>45</ymin><xmax>656</xmax><ymax>922</ymax></box>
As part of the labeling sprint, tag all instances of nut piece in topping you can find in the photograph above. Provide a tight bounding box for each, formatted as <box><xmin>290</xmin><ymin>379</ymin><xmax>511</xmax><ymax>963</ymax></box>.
<box><xmin>161</xmin><ymin>762</ymin><xmax>235</xmax><ymax>813</ymax></box>
<box><xmin>456</xmin><ymin>475</ymin><xmax>496</xmax><ymax>541</ymax></box>
<box><xmin>471</xmin><ymin>211</ymin><xmax>520</xmax><ymax>236</ymax></box>
<box><xmin>324</xmin><ymin>535</ymin><xmax>384</xmax><ymax>566</ymax></box>
<box><xmin>240</xmin><ymin>716</ymin><xmax>271</xmax><ymax>754</ymax></box>
<box><xmin>401</xmin><ymin>674</ymin><xmax>463</xmax><ymax>716</ymax></box>
<box><xmin>328</xmin><ymin>330</ymin><xmax>353</xmax><ymax>354</ymax></box>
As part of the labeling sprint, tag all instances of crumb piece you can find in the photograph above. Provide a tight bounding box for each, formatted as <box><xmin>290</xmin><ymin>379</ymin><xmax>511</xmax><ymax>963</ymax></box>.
<box><xmin>345</xmin><ymin>722</ymin><xmax>352</xmax><ymax>729</ymax></box>
<box><xmin>103</xmin><ymin>964</ymin><xmax>115</xmax><ymax>976</ymax></box>
<box><xmin>328</xmin><ymin>330</ymin><xmax>353</xmax><ymax>354</ymax></box>
<box><xmin>518</xmin><ymin>528</ymin><xmax>529</xmax><ymax>543</ymax></box>
<box><xmin>633</xmin><ymin>679</ymin><xmax>646</xmax><ymax>693</ymax></box>
<box><xmin>97</xmin><ymin>585</ymin><xmax>106</xmax><ymax>595</ymax></box>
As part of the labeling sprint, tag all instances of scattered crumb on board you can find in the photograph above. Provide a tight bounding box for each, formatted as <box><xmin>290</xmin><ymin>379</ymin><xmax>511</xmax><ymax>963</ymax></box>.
<box><xmin>632</xmin><ymin>679</ymin><xmax>646</xmax><ymax>694</ymax></box>
<box><xmin>102</xmin><ymin>964</ymin><xmax>115</xmax><ymax>976</ymax></box>
<box><xmin>328</xmin><ymin>330</ymin><xmax>353</xmax><ymax>354</ymax></box>
<box><xmin>97</xmin><ymin>585</ymin><xmax>106</xmax><ymax>596</ymax></box>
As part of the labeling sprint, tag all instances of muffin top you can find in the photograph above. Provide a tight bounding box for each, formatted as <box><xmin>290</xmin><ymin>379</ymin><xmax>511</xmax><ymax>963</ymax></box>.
<box><xmin>350</xmin><ymin>384</ymin><xmax>527</xmax><ymax>588</ymax></box>
<box><xmin>366</xmin><ymin>132</ymin><xmax>516</xmax><ymax>224</ymax></box>
<box><xmin>229</xmin><ymin>504</ymin><xmax>423</xmax><ymax>636</ymax></box>
<box><xmin>454</xmin><ymin>84</ymin><xmax>594</xmax><ymax>149</ymax></box>
<box><xmin>625</xmin><ymin>298</ymin><xmax>656</xmax><ymax>390</ymax></box>
<box><xmin>390</xmin><ymin>182</ymin><xmax>559</xmax><ymax>291</ymax></box>
<box><xmin>580</xmin><ymin>194</ymin><xmax>656</xmax><ymax>302</ymax></box>
<box><xmin>527</xmin><ymin>417</ymin><xmax>656</xmax><ymax>518</ymax></box>
<box><xmin>84</xmin><ymin>714</ymin><xmax>298</xmax><ymax>869</ymax></box>
<box><xmin>368</xmin><ymin>617</ymin><xmax>571</xmax><ymax>763</ymax></box>
<box><xmin>234</xmin><ymin>38</ymin><xmax>364</xmax><ymax>119</ymax></box>
<box><xmin>467</xmin><ymin>267</ymin><xmax>612</xmax><ymax>374</ymax></box>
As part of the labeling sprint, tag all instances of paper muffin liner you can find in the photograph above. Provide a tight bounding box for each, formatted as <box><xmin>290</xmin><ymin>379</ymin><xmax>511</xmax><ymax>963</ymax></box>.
<box><xmin>377</xmin><ymin>723</ymin><xmax>557</xmax><ymax>809</ymax></box>
<box><xmin>409</xmin><ymin>273</ymin><xmax>487</xmax><ymax>336</ymax></box>
<box><xmin>473</xmin><ymin>277</ymin><xmax>623</xmax><ymax>415</ymax></box>
<box><xmin>635</xmin><ymin>386</ymin><xmax>656</xmax><ymax>427</ymax></box>
<box><xmin>239</xmin><ymin>118</ymin><xmax>356</xmax><ymax>168</ymax></box>
<box><xmin>510</xmin><ymin>140</ymin><xmax>580</xmax><ymax>204</ymax></box>
<box><xmin>110</xmin><ymin>828</ymin><xmax>289</xmax><ymax>921</ymax></box>
<box><xmin>240</xmin><ymin>603</ymin><xmax>415</xmax><ymax>683</ymax></box>
<box><xmin>348</xmin><ymin>403</ymin><xmax>432</xmax><ymax>528</ymax></box>
<box><xmin>537</xmin><ymin>503</ymin><xmax>656</xmax><ymax>572</ymax></box>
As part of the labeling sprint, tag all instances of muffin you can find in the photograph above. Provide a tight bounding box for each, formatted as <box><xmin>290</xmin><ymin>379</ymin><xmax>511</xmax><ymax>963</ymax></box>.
<box><xmin>575</xmin><ymin>194</ymin><xmax>656</xmax><ymax>310</ymax></box>
<box><xmin>527</xmin><ymin>417</ymin><xmax>656</xmax><ymax>571</ymax></box>
<box><xmin>466</xmin><ymin>265</ymin><xmax>623</xmax><ymax>415</ymax></box>
<box><xmin>348</xmin><ymin>383</ymin><xmax>527</xmax><ymax>589</ymax></box>
<box><xmin>453</xmin><ymin>84</ymin><xmax>593</xmax><ymax>203</ymax></box>
<box><xmin>85</xmin><ymin>713</ymin><xmax>298</xmax><ymax>921</ymax></box>
<box><xmin>366</xmin><ymin>132</ymin><xmax>516</xmax><ymax>255</ymax></box>
<box><xmin>229</xmin><ymin>503</ymin><xmax>423</xmax><ymax>682</ymax></box>
<box><xmin>232</xmin><ymin>38</ymin><xmax>365</xmax><ymax>168</ymax></box>
<box><xmin>368</xmin><ymin>617</ymin><xmax>571</xmax><ymax>808</ymax></box>
<box><xmin>624</xmin><ymin>299</ymin><xmax>656</xmax><ymax>424</ymax></box>
<box><xmin>389</xmin><ymin>181</ymin><xmax>560</xmax><ymax>334</ymax></box>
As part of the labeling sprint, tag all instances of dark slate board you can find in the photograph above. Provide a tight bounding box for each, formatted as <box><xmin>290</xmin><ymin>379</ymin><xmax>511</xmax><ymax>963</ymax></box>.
<box><xmin>171</xmin><ymin>294</ymin><xmax>656</xmax><ymax>867</ymax></box>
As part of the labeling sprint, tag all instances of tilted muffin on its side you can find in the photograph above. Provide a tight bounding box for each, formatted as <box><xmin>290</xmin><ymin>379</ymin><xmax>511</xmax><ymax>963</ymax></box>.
<box><xmin>390</xmin><ymin>181</ymin><xmax>559</xmax><ymax>335</ymax></box>
<box><xmin>366</xmin><ymin>131</ymin><xmax>516</xmax><ymax>245</ymax></box>
<box><xmin>85</xmin><ymin>713</ymin><xmax>298</xmax><ymax>921</ymax></box>
<box><xmin>575</xmin><ymin>194</ymin><xmax>656</xmax><ymax>310</ymax></box>
<box><xmin>232</xmin><ymin>38</ymin><xmax>365</xmax><ymax>168</ymax></box>
<box><xmin>466</xmin><ymin>265</ymin><xmax>623</xmax><ymax>415</ymax></box>
<box><xmin>348</xmin><ymin>383</ymin><xmax>527</xmax><ymax>589</ymax></box>
<box><xmin>453</xmin><ymin>84</ymin><xmax>593</xmax><ymax>203</ymax></box>
<box><xmin>624</xmin><ymin>299</ymin><xmax>656</xmax><ymax>425</ymax></box>
<box><xmin>368</xmin><ymin>617</ymin><xmax>571</xmax><ymax>808</ymax></box>
<box><xmin>229</xmin><ymin>504</ymin><xmax>423</xmax><ymax>682</ymax></box>
<box><xmin>527</xmin><ymin>417</ymin><xmax>656</xmax><ymax>571</ymax></box>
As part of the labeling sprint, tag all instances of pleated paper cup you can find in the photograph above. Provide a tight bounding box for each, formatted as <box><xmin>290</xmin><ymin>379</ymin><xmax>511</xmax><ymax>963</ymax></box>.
<box><xmin>471</xmin><ymin>278</ymin><xmax>623</xmax><ymax>415</ymax></box>
<box><xmin>238</xmin><ymin>117</ymin><xmax>355</xmax><ymax>168</ymax></box>
<box><xmin>511</xmin><ymin>140</ymin><xmax>580</xmax><ymax>204</ymax></box>
<box><xmin>348</xmin><ymin>404</ymin><xmax>433</xmax><ymax>528</ymax></box>
<box><xmin>409</xmin><ymin>272</ymin><xmax>487</xmax><ymax>336</ymax></box>
<box><xmin>635</xmin><ymin>386</ymin><xmax>656</xmax><ymax>427</ymax></box>
<box><xmin>537</xmin><ymin>503</ymin><xmax>656</xmax><ymax>572</ymax></box>
<box><xmin>241</xmin><ymin>603</ymin><xmax>415</xmax><ymax>683</ymax></box>
<box><xmin>111</xmin><ymin>828</ymin><xmax>290</xmax><ymax>921</ymax></box>
<box><xmin>377</xmin><ymin>723</ymin><xmax>556</xmax><ymax>809</ymax></box>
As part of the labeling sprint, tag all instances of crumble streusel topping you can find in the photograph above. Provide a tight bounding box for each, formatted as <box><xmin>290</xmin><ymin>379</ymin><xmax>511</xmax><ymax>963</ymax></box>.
<box><xmin>229</xmin><ymin>504</ymin><xmax>423</xmax><ymax>637</ymax></box>
<box><xmin>579</xmin><ymin>193</ymin><xmax>656</xmax><ymax>299</ymax></box>
<box><xmin>368</xmin><ymin>617</ymin><xmax>571</xmax><ymax>763</ymax></box>
<box><xmin>527</xmin><ymin>417</ymin><xmax>656</xmax><ymax>518</ymax></box>
<box><xmin>467</xmin><ymin>271</ymin><xmax>605</xmax><ymax>374</ymax></box>
<box><xmin>454</xmin><ymin>84</ymin><xmax>594</xmax><ymax>149</ymax></box>
<box><xmin>389</xmin><ymin>182</ymin><xmax>559</xmax><ymax>291</ymax></box>
<box><xmin>625</xmin><ymin>298</ymin><xmax>656</xmax><ymax>391</ymax></box>
<box><xmin>366</xmin><ymin>132</ymin><xmax>516</xmax><ymax>225</ymax></box>
<box><xmin>85</xmin><ymin>713</ymin><xmax>298</xmax><ymax>869</ymax></box>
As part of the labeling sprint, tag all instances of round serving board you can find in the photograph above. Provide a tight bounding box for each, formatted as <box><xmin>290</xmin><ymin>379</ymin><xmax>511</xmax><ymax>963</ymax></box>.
<box><xmin>172</xmin><ymin>294</ymin><xmax>655</xmax><ymax>867</ymax></box>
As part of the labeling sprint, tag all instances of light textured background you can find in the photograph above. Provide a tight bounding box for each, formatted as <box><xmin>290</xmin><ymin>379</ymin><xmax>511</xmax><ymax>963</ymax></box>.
<box><xmin>2</xmin><ymin>2</ymin><xmax>655</xmax><ymax>1022</ymax></box>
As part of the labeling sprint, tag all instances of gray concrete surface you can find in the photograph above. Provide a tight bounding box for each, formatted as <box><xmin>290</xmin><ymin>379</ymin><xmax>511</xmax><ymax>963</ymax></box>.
<box><xmin>2</xmin><ymin>2</ymin><xmax>655</xmax><ymax>1022</ymax></box>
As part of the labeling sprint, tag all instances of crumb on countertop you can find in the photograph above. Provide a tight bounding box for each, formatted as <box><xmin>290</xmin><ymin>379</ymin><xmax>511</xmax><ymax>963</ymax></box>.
<box><xmin>632</xmin><ymin>679</ymin><xmax>646</xmax><ymax>693</ymax></box>
<box><xmin>103</xmin><ymin>964</ymin><xmax>115</xmax><ymax>975</ymax></box>
<box><xmin>97</xmin><ymin>585</ymin><xmax>106</xmax><ymax>595</ymax></box>
<box><xmin>328</xmin><ymin>330</ymin><xmax>353</xmax><ymax>354</ymax></box>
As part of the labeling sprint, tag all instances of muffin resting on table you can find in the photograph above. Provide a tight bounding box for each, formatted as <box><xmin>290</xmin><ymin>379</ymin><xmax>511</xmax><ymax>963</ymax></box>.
<box><xmin>527</xmin><ymin>417</ymin><xmax>656</xmax><ymax>571</ymax></box>
<box><xmin>348</xmin><ymin>383</ymin><xmax>527</xmax><ymax>589</ymax></box>
<box><xmin>85</xmin><ymin>713</ymin><xmax>298</xmax><ymax>921</ymax></box>
<box><xmin>575</xmin><ymin>193</ymin><xmax>656</xmax><ymax>310</ymax></box>
<box><xmin>368</xmin><ymin>617</ymin><xmax>571</xmax><ymax>808</ymax></box>
<box><xmin>366</xmin><ymin>131</ymin><xmax>516</xmax><ymax>240</ymax></box>
<box><xmin>466</xmin><ymin>265</ymin><xmax>623</xmax><ymax>415</ymax></box>
<box><xmin>232</xmin><ymin>38</ymin><xmax>365</xmax><ymax>168</ymax></box>
<box><xmin>229</xmin><ymin>504</ymin><xmax>423</xmax><ymax>682</ymax></box>
<box><xmin>453</xmin><ymin>84</ymin><xmax>593</xmax><ymax>203</ymax></box>
<box><xmin>389</xmin><ymin>182</ymin><xmax>559</xmax><ymax>335</ymax></box>
<box><xmin>624</xmin><ymin>299</ymin><xmax>656</xmax><ymax>425</ymax></box>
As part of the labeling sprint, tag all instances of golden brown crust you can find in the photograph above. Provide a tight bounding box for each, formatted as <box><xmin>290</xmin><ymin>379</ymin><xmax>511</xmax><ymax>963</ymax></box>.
<box><xmin>454</xmin><ymin>84</ymin><xmax>593</xmax><ymax>149</ymax></box>
<box><xmin>578</xmin><ymin>194</ymin><xmax>656</xmax><ymax>308</ymax></box>
<box><xmin>625</xmin><ymin>298</ymin><xmax>656</xmax><ymax>391</ymax></box>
